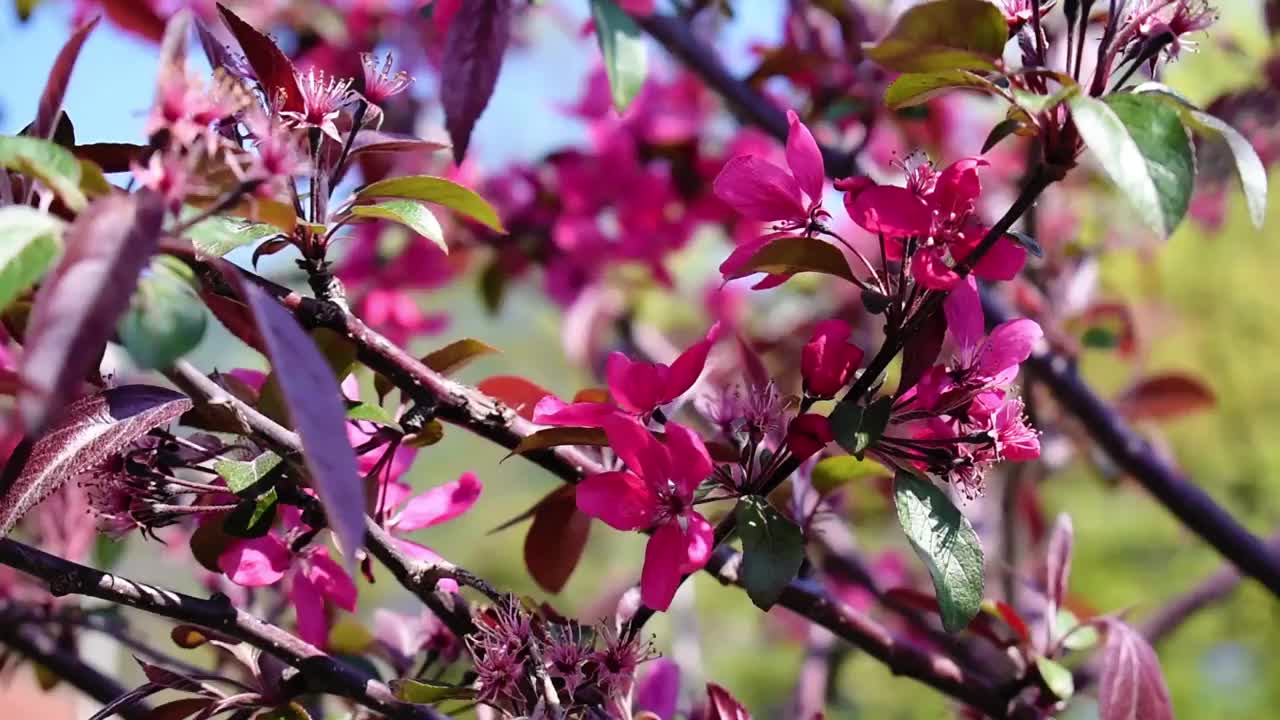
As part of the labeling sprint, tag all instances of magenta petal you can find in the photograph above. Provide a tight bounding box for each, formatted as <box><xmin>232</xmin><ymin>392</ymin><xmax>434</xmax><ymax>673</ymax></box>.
<box><xmin>978</xmin><ymin>319</ymin><xmax>1043</xmax><ymax>377</ymax></box>
<box><xmin>601</xmin><ymin>415</ymin><xmax>670</xmax><ymax>483</ymax></box>
<box><xmin>392</xmin><ymin>539</ymin><xmax>459</xmax><ymax>592</ymax></box>
<box><xmin>786</xmin><ymin>110</ymin><xmax>825</xmax><ymax>204</ymax></box>
<box><xmin>929</xmin><ymin>157</ymin><xmax>988</xmax><ymax>217</ymax></box>
<box><xmin>662</xmin><ymin>322</ymin><xmax>721</xmax><ymax>403</ymax></box>
<box><xmin>846</xmin><ymin>185</ymin><xmax>932</xmax><ymax>237</ymax></box>
<box><xmin>679</xmin><ymin>512</ymin><xmax>714</xmax><ymax>573</ymax></box>
<box><xmin>661</xmin><ymin>422</ymin><xmax>713</xmax><ymax>497</ymax></box>
<box><xmin>635</xmin><ymin>659</ymin><xmax>681</xmax><ymax>720</ymax></box>
<box><xmin>393</xmin><ymin>472</ymin><xmax>482</xmax><ymax>531</ymax></box>
<box><xmin>305</xmin><ymin>550</ymin><xmax>358</xmax><ymax>612</ymax></box>
<box><xmin>607</xmin><ymin>352</ymin><xmax>667</xmax><ymax>415</ymax></box>
<box><xmin>288</xmin><ymin>573</ymin><xmax>329</xmax><ymax>648</ymax></box>
<box><xmin>943</xmin><ymin>276</ymin><xmax>984</xmax><ymax>353</ymax></box>
<box><xmin>576</xmin><ymin>470</ymin><xmax>656</xmax><ymax>531</ymax></box>
<box><xmin>972</xmin><ymin>236</ymin><xmax>1027</xmax><ymax>282</ymax></box>
<box><xmin>533</xmin><ymin>396</ymin><xmax>620</xmax><ymax>426</ymax></box>
<box><xmin>911</xmin><ymin>248</ymin><xmax>960</xmax><ymax>290</ymax></box>
<box><xmin>713</xmin><ymin>155</ymin><xmax>807</xmax><ymax>222</ymax></box>
<box><xmin>219</xmin><ymin>536</ymin><xmax>290</xmax><ymax>587</ymax></box>
<box><xmin>641</xmin><ymin>521</ymin><xmax>685</xmax><ymax>611</ymax></box>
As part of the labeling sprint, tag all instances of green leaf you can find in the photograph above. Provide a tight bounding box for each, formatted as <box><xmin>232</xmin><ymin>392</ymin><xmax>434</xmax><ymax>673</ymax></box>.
<box><xmin>734</xmin><ymin>495</ymin><xmax>806</xmax><ymax>610</ymax></box>
<box><xmin>118</xmin><ymin>256</ymin><xmax>207</xmax><ymax>370</ymax></box>
<box><xmin>0</xmin><ymin>206</ymin><xmax>63</xmax><ymax>312</ymax></box>
<box><xmin>1081</xmin><ymin>326</ymin><xmax>1118</xmax><ymax>349</ymax></box>
<box><xmin>1069</xmin><ymin>93</ymin><xmax>1194</xmax><ymax>237</ymax></box>
<box><xmin>223</xmin><ymin>487</ymin><xmax>278</xmax><ymax>538</ymax></box>
<box><xmin>1134</xmin><ymin>83</ymin><xmax>1268</xmax><ymax>230</ymax></box>
<box><xmin>187</xmin><ymin>215</ymin><xmax>280</xmax><ymax>257</ymax></box>
<box><xmin>1035</xmin><ymin>656</ymin><xmax>1075</xmax><ymax>701</ymax></box>
<box><xmin>590</xmin><ymin>0</ymin><xmax>648</xmax><ymax>112</ymax></box>
<box><xmin>92</xmin><ymin>535</ymin><xmax>126</xmax><ymax>570</ymax></box>
<box><xmin>1013</xmin><ymin>84</ymin><xmax>1080</xmax><ymax>115</ymax></box>
<box><xmin>829</xmin><ymin>395</ymin><xmax>893</xmax><ymax>458</ymax></box>
<box><xmin>982</xmin><ymin>118</ymin><xmax>1029</xmax><ymax>153</ymax></box>
<box><xmin>893</xmin><ymin>472</ymin><xmax>984</xmax><ymax>633</ymax></box>
<box><xmin>864</xmin><ymin>0</ymin><xmax>1009</xmax><ymax>73</ymax></box>
<box><xmin>811</xmin><ymin>455</ymin><xmax>887</xmax><ymax>496</ymax></box>
<box><xmin>884</xmin><ymin>70</ymin><xmax>997</xmax><ymax>109</ymax></box>
<box><xmin>391</xmin><ymin>678</ymin><xmax>477</xmax><ymax>704</ymax></box>
<box><xmin>725</xmin><ymin>236</ymin><xmax>857</xmax><ymax>284</ymax></box>
<box><xmin>355</xmin><ymin>175</ymin><xmax>505</xmax><ymax>232</ymax></box>
<box><xmin>347</xmin><ymin>402</ymin><xmax>401</xmax><ymax>430</ymax></box>
<box><xmin>215</xmin><ymin>452</ymin><xmax>283</xmax><ymax>495</ymax></box>
<box><xmin>349</xmin><ymin>201</ymin><xmax>446</xmax><ymax>254</ymax></box>
<box><xmin>0</xmin><ymin>135</ymin><xmax>86</xmax><ymax>210</ymax></box>
<box><xmin>1057</xmin><ymin>609</ymin><xmax>1101</xmax><ymax>651</ymax></box>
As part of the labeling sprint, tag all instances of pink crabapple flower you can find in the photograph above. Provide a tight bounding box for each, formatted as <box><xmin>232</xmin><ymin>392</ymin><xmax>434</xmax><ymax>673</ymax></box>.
<box><xmin>801</xmin><ymin>319</ymin><xmax>865</xmax><ymax>399</ymax></box>
<box><xmin>843</xmin><ymin>155</ymin><xmax>1028</xmax><ymax>290</ymax></box>
<box><xmin>359</xmin><ymin>51</ymin><xmax>413</xmax><ymax>105</ymax></box>
<box><xmin>576</xmin><ymin>418</ymin><xmax>716</xmax><ymax>611</ymax></box>
<box><xmin>282</xmin><ymin>67</ymin><xmax>355</xmax><ymax>142</ymax></box>
<box><xmin>533</xmin><ymin>322</ymin><xmax>722</xmax><ymax>427</ymax></box>
<box><xmin>376</xmin><ymin>472</ymin><xmax>483</xmax><ymax>593</ymax></box>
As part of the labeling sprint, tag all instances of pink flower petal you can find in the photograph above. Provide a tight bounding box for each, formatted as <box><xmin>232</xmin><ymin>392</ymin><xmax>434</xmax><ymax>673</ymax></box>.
<box><xmin>679</xmin><ymin>511</ymin><xmax>714</xmax><ymax>573</ymax></box>
<box><xmin>846</xmin><ymin>185</ymin><xmax>932</xmax><ymax>237</ymax></box>
<box><xmin>219</xmin><ymin>536</ymin><xmax>290</xmax><ymax>587</ymax></box>
<box><xmin>943</xmin><ymin>276</ymin><xmax>984</xmax><ymax>353</ymax></box>
<box><xmin>532</xmin><ymin>396</ymin><xmax>622</xmax><ymax>427</ymax></box>
<box><xmin>304</xmin><ymin>550</ymin><xmax>358</xmax><ymax>612</ymax></box>
<box><xmin>576</xmin><ymin>470</ymin><xmax>656</xmax><ymax>531</ymax></box>
<box><xmin>601</xmin><ymin>415</ymin><xmax>670</xmax><ymax>485</ymax></box>
<box><xmin>606</xmin><ymin>352</ymin><xmax>668</xmax><ymax>415</ymax></box>
<box><xmin>641</xmin><ymin>521</ymin><xmax>685</xmax><ymax>610</ymax></box>
<box><xmin>661</xmin><ymin>322</ymin><xmax>721</xmax><ymax>403</ymax></box>
<box><xmin>661</xmin><ymin>422</ymin><xmax>713</xmax><ymax>497</ymax></box>
<box><xmin>391</xmin><ymin>539</ymin><xmax>460</xmax><ymax>592</ymax></box>
<box><xmin>393</xmin><ymin>472</ymin><xmax>482</xmax><ymax>532</ymax></box>
<box><xmin>288</xmin><ymin>572</ymin><xmax>329</xmax><ymax>648</ymax></box>
<box><xmin>911</xmin><ymin>248</ymin><xmax>960</xmax><ymax>290</ymax></box>
<box><xmin>972</xmin><ymin>236</ymin><xmax>1028</xmax><ymax>282</ymax></box>
<box><xmin>928</xmin><ymin>157</ymin><xmax>988</xmax><ymax>218</ymax></box>
<box><xmin>786</xmin><ymin>110</ymin><xmax>825</xmax><ymax>204</ymax></box>
<box><xmin>978</xmin><ymin>319</ymin><xmax>1043</xmax><ymax>378</ymax></box>
<box><xmin>713</xmin><ymin>155</ymin><xmax>807</xmax><ymax>222</ymax></box>
<box><xmin>635</xmin><ymin>658</ymin><xmax>681</xmax><ymax>720</ymax></box>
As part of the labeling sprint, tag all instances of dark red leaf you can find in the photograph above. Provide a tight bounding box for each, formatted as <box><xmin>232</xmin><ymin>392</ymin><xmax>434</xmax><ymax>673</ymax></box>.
<box><xmin>349</xmin><ymin>130</ymin><xmax>450</xmax><ymax>158</ymax></box>
<box><xmin>0</xmin><ymin>385</ymin><xmax>191</xmax><ymax>537</ymax></box>
<box><xmin>32</xmin><ymin>17</ymin><xmax>99</xmax><ymax>140</ymax></box>
<box><xmin>705</xmin><ymin>683</ymin><xmax>752</xmax><ymax>720</ymax></box>
<box><xmin>74</xmin><ymin>143</ymin><xmax>149</xmax><ymax>173</ymax></box>
<box><xmin>1116</xmin><ymin>372</ymin><xmax>1216</xmax><ymax>422</ymax></box>
<box><xmin>990</xmin><ymin>600</ymin><xmax>1031</xmax><ymax>644</ymax></box>
<box><xmin>477</xmin><ymin>375</ymin><xmax>553</xmax><ymax>421</ymax></box>
<box><xmin>239</xmin><ymin>283</ymin><xmax>365</xmax><ymax>565</ymax></box>
<box><xmin>134</xmin><ymin>656</ymin><xmax>201</xmax><ymax>691</ymax></box>
<box><xmin>216</xmin><ymin>4</ymin><xmax>304</xmax><ymax>112</ymax></box>
<box><xmin>199</xmin><ymin>285</ymin><xmax>266</xmax><ymax>355</ymax></box>
<box><xmin>1045</xmin><ymin>513</ymin><xmax>1073</xmax><ymax>613</ymax></box>
<box><xmin>440</xmin><ymin>0</ymin><xmax>513</xmax><ymax>163</ymax></box>
<box><xmin>19</xmin><ymin>191</ymin><xmax>167</xmax><ymax>433</ymax></box>
<box><xmin>524</xmin><ymin>486</ymin><xmax>591</xmax><ymax>593</ymax></box>
<box><xmin>145</xmin><ymin>698</ymin><xmax>215</xmax><ymax>720</ymax></box>
<box><xmin>195</xmin><ymin>18</ymin><xmax>254</xmax><ymax>80</ymax></box>
<box><xmin>98</xmin><ymin>0</ymin><xmax>166</xmax><ymax>43</ymax></box>
<box><xmin>1099</xmin><ymin>620</ymin><xmax>1173</xmax><ymax>720</ymax></box>
<box><xmin>898</xmin><ymin>308</ymin><xmax>946</xmax><ymax>395</ymax></box>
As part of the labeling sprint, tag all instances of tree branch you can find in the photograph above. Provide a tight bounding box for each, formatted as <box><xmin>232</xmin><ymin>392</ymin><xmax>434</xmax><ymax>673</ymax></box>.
<box><xmin>0</xmin><ymin>539</ymin><xmax>443</xmax><ymax>720</ymax></box>
<box><xmin>0</xmin><ymin>607</ymin><xmax>150</xmax><ymax>720</ymax></box>
<box><xmin>979</xmin><ymin>290</ymin><xmax>1280</xmax><ymax>597</ymax></box>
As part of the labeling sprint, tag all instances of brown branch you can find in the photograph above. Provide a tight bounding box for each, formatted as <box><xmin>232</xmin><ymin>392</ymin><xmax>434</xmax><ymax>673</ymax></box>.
<box><xmin>0</xmin><ymin>539</ymin><xmax>442</xmax><ymax>720</ymax></box>
<box><xmin>0</xmin><ymin>608</ymin><xmax>150</xmax><ymax>720</ymax></box>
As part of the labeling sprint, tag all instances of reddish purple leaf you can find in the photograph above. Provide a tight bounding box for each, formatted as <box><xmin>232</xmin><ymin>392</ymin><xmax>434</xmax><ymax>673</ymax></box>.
<box><xmin>240</xmin><ymin>283</ymin><xmax>365</xmax><ymax>566</ymax></box>
<box><xmin>705</xmin><ymin>683</ymin><xmax>752</xmax><ymax>720</ymax></box>
<box><xmin>74</xmin><ymin>143</ymin><xmax>149</xmax><ymax>173</ymax></box>
<box><xmin>195</xmin><ymin>18</ymin><xmax>255</xmax><ymax>81</ymax></box>
<box><xmin>524</xmin><ymin>486</ymin><xmax>591</xmax><ymax>593</ymax></box>
<box><xmin>32</xmin><ymin>17</ymin><xmax>100</xmax><ymax>140</ymax></box>
<box><xmin>476</xmin><ymin>375</ymin><xmax>553</xmax><ymax>421</ymax></box>
<box><xmin>97</xmin><ymin>0</ymin><xmax>166</xmax><ymax>43</ymax></box>
<box><xmin>216</xmin><ymin>4</ymin><xmax>304</xmax><ymax>113</ymax></box>
<box><xmin>1116</xmin><ymin>372</ymin><xmax>1216</xmax><ymax>423</ymax></box>
<box><xmin>898</xmin><ymin>307</ymin><xmax>947</xmax><ymax>395</ymax></box>
<box><xmin>440</xmin><ymin>0</ymin><xmax>513</xmax><ymax>163</ymax></box>
<box><xmin>19</xmin><ymin>191</ymin><xmax>167</xmax><ymax>434</ymax></box>
<box><xmin>0</xmin><ymin>385</ymin><xmax>191</xmax><ymax>537</ymax></box>
<box><xmin>1045</xmin><ymin>513</ymin><xmax>1073</xmax><ymax>613</ymax></box>
<box><xmin>349</xmin><ymin>131</ymin><xmax>450</xmax><ymax>158</ymax></box>
<box><xmin>1099</xmin><ymin>620</ymin><xmax>1174</xmax><ymax>720</ymax></box>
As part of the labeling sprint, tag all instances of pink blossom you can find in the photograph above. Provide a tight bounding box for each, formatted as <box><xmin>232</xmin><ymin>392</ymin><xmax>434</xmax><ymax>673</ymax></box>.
<box><xmin>801</xmin><ymin>319</ymin><xmax>864</xmax><ymax>398</ymax></box>
<box><xmin>360</xmin><ymin>52</ymin><xmax>414</xmax><ymax>104</ymax></box>
<box><xmin>378</xmin><ymin>472</ymin><xmax>483</xmax><ymax>591</ymax></box>
<box><xmin>843</xmin><ymin>156</ymin><xmax>1028</xmax><ymax>290</ymax></box>
<box><xmin>785</xmin><ymin>413</ymin><xmax>834</xmax><ymax>461</ymax></box>
<box><xmin>576</xmin><ymin>419</ymin><xmax>715</xmax><ymax>610</ymax></box>
<box><xmin>534</xmin><ymin>322</ymin><xmax>721</xmax><ymax>427</ymax></box>
<box><xmin>714</xmin><ymin>110</ymin><xmax>825</xmax><ymax>227</ymax></box>
<box><xmin>282</xmin><ymin>68</ymin><xmax>355</xmax><ymax>142</ymax></box>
